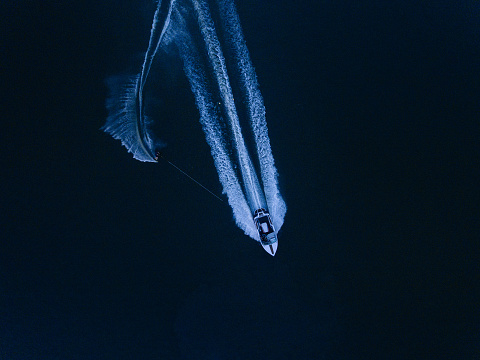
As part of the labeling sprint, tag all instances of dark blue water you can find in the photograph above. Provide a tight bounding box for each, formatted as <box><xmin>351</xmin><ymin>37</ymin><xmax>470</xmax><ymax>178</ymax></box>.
<box><xmin>1</xmin><ymin>0</ymin><xmax>479</xmax><ymax>359</ymax></box>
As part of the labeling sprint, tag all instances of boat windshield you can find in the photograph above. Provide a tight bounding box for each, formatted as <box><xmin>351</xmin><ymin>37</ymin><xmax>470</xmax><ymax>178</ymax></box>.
<box><xmin>257</xmin><ymin>216</ymin><xmax>273</xmax><ymax>234</ymax></box>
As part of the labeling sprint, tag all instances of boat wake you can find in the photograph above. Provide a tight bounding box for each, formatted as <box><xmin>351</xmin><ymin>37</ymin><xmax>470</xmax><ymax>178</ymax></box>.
<box><xmin>103</xmin><ymin>0</ymin><xmax>286</xmax><ymax>242</ymax></box>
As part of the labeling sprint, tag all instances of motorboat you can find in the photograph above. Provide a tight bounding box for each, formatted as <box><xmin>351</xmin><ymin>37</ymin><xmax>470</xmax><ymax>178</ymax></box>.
<box><xmin>253</xmin><ymin>208</ymin><xmax>278</xmax><ymax>256</ymax></box>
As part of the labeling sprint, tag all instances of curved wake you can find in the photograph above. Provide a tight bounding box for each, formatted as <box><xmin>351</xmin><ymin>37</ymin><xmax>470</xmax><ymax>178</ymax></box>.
<box><xmin>102</xmin><ymin>0</ymin><xmax>176</xmax><ymax>162</ymax></box>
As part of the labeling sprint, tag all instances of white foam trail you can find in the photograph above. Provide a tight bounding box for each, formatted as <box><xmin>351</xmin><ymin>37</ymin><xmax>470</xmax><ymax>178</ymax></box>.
<box><xmin>139</xmin><ymin>0</ymin><xmax>176</xmax><ymax>94</ymax></box>
<box><xmin>175</xmin><ymin>10</ymin><xmax>258</xmax><ymax>238</ymax></box>
<box><xmin>191</xmin><ymin>0</ymin><xmax>267</xmax><ymax>213</ymax></box>
<box><xmin>217</xmin><ymin>0</ymin><xmax>287</xmax><ymax>231</ymax></box>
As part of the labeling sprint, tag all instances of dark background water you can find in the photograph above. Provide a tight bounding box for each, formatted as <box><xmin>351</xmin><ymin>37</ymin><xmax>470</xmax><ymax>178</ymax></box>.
<box><xmin>1</xmin><ymin>0</ymin><xmax>479</xmax><ymax>359</ymax></box>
